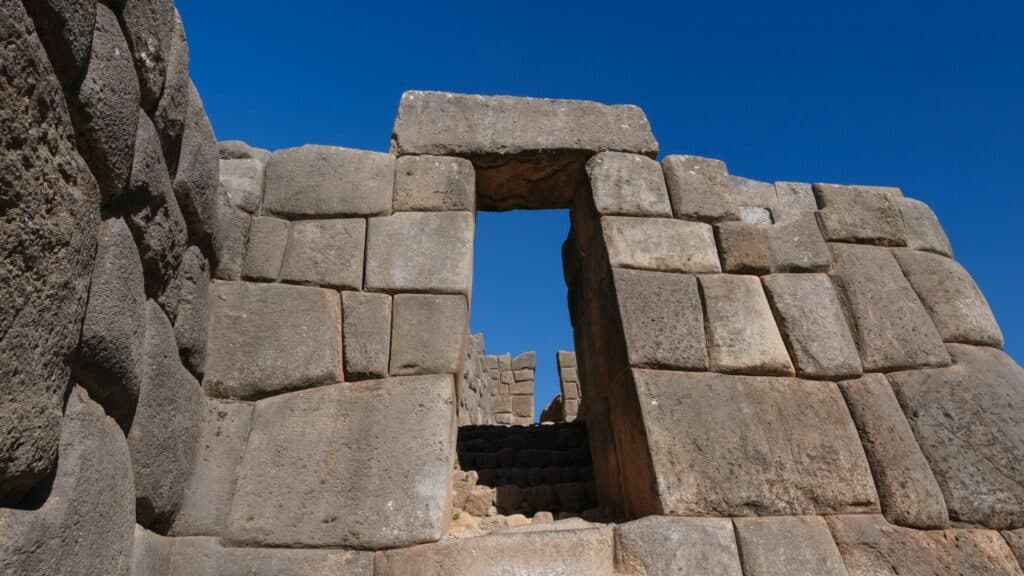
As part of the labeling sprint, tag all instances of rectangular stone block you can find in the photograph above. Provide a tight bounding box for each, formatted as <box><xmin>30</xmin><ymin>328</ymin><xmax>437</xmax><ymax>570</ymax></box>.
<box><xmin>278</xmin><ymin>218</ymin><xmax>365</xmax><ymax>290</ymax></box>
<box><xmin>898</xmin><ymin>197</ymin><xmax>952</xmax><ymax>257</ymax></box>
<box><xmin>733</xmin><ymin>516</ymin><xmax>848</xmax><ymax>576</ymax></box>
<box><xmin>738</xmin><ymin>205</ymin><xmax>772</xmax><ymax>225</ymax></box>
<box><xmin>633</xmin><ymin>369</ymin><xmax>879</xmax><ymax>517</ymax></box>
<box><xmin>493</xmin><ymin>395</ymin><xmax>512</xmax><ymax>413</ymax></box>
<box><xmin>241</xmin><ymin>216</ymin><xmax>288</xmax><ymax>281</ymax></box>
<box><xmin>612</xmin><ymin>269</ymin><xmax>709</xmax><ymax>370</ymax></box>
<box><xmin>365</xmin><ymin>212</ymin><xmax>474</xmax><ymax>294</ymax></box>
<box><xmin>170</xmin><ymin>536</ymin><xmax>374</xmax><ymax>575</ymax></box>
<box><xmin>769</xmin><ymin>213</ymin><xmax>830</xmax><ymax>272</ymax></box>
<box><xmin>205</xmin><ymin>282</ymin><xmax>342</xmax><ymax>399</ymax></box>
<box><xmin>699</xmin><ymin>274</ymin><xmax>794</xmax><ymax>376</ymax></box>
<box><xmin>263</xmin><ymin>145</ymin><xmax>393</xmax><ymax>217</ymax></box>
<box><xmin>511</xmin><ymin>351</ymin><xmax>536</xmax><ymax>370</ymax></box>
<box><xmin>390</xmin><ymin>294</ymin><xmax>467</xmax><ymax>376</ymax></box>
<box><xmin>614</xmin><ymin>516</ymin><xmax>742</xmax><ymax>576</ymax></box>
<box><xmin>715</xmin><ymin>221</ymin><xmax>772</xmax><ymax>274</ymax></box>
<box><xmin>342</xmin><ymin>291</ymin><xmax>391</xmax><ymax>379</ymax></box>
<box><xmin>500</xmin><ymin>370</ymin><xmax>515</xmax><ymax>385</ymax></box>
<box><xmin>586</xmin><ymin>151</ymin><xmax>672</xmax><ymax>217</ymax></box>
<box><xmin>226</xmin><ymin>375</ymin><xmax>455</xmax><ymax>549</ymax></box>
<box><xmin>393</xmin><ymin>154</ymin><xmax>475</xmax><ymax>212</ymax></box>
<box><xmin>512</xmin><ymin>395</ymin><xmax>533</xmax><ymax>418</ymax></box>
<box><xmin>513</xmin><ymin>369</ymin><xmax>534</xmax><ymax>382</ymax></box>
<box><xmin>773</xmin><ymin>181</ymin><xmax>817</xmax><ymax>223</ymax></box>
<box><xmin>829</xmin><ymin>243</ymin><xmax>950</xmax><ymax>371</ymax></box>
<box><xmin>218</xmin><ymin>158</ymin><xmax>264</xmax><ymax>214</ymax></box>
<box><xmin>662</xmin><ymin>155</ymin><xmax>738</xmax><ymax>222</ymax></box>
<box><xmin>602</xmin><ymin>216</ymin><xmax>721</xmax><ymax>273</ymax></box>
<box><xmin>211</xmin><ymin>200</ymin><xmax>251</xmax><ymax>281</ymax></box>
<box><xmin>729</xmin><ymin>176</ymin><xmax>778</xmax><ymax>213</ymax></box>
<box><xmin>814</xmin><ymin>183</ymin><xmax>907</xmax><ymax>245</ymax></box>
<box><xmin>511</xmin><ymin>380</ymin><xmax>532</xmax><ymax>395</ymax></box>
<box><xmin>557</xmin><ymin>350</ymin><xmax>576</xmax><ymax>368</ymax></box>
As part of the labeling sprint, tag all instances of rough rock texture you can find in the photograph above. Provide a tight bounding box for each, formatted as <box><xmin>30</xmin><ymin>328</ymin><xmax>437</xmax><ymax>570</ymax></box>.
<box><xmin>152</xmin><ymin>8</ymin><xmax>188</xmax><ymax>175</ymax></box>
<box><xmin>205</xmin><ymin>281</ymin><xmax>342</xmax><ymax>399</ymax></box>
<box><xmin>171</xmin><ymin>245</ymin><xmax>209</xmax><ymax>375</ymax></box>
<box><xmin>602</xmin><ymin>216</ymin><xmax>721</xmax><ymax>273</ymax></box>
<box><xmin>342</xmin><ymin>291</ymin><xmax>392</xmax><ymax>379</ymax></box>
<box><xmin>614</xmin><ymin>516</ymin><xmax>742</xmax><ymax>576</ymax></box>
<box><xmin>263</xmin><ymin>145</ymin><xmax>393</xmax><ymax>217</ymax></box>
<box><xmin>241</xmin><ymin>215</ymin><xmax>288</xmax><ymax>281</ymax></box>
<box><xmin>173</xmin><ymin>82</ymin><xmax>220</xmax><ymax>250</ymax></box>
<box><xmin>218</xmin><ymin>140</ymin><xmax>271</xmax><ymax>163</ymax></box>
<box><xmin>733</xmin><ymin>516</ymin><xmax>849</xmax><ymax>576</ymax></box>
<box><xmin>662</xmin><ymin>155</ymin><xmax>737</xmax><ymax>222</ymax></box>
<box><xmin>209</xmin><ymin>196</ymin><xmax>250</xmax><ymax>280</ymax></box>
<box><xmin>0</xmin><ymin>0</ymin><xmax>101</xmax><ymax>502</ymax></box>
<box><xmin>219</xmin><ymin>157</ymin><xmax>265</xmax><ymax>213</ymax></box>
<box><xmin>119</xmin><ymin>0</ymin><xmax>175</xmax><ymax>111</ymax></box>
<box><xmin>393</xmin><ymin>154</ymin><xmax>475</xmax><ymax>212</ymax></box>
<box><xmin>132</xmin><ymin>525</ymin><xmax>172</xmax><ymax>576</ymax></box>
<box><xmin>814</xmin><ymin>183</ymin><xmax>907</xmax><ymax>246</ymax></box>
<box><xmin>390</xmin><ymin>293</ymin><xmax>467</xmax><ymax>376</ymax></box>
<box><xmin>169</xmin><ymin>537</ymin><xmax>374</xmax><ymax>576</ymax></box>
<box><xmin>898</xmin><ymin>197</ymin><xmax>952</xmax><ymax>256</ymax></box>
<box><xmin>773</xmin><ymin>181</ymin><xmax>817</xmax><ymax>223</ymax></box>
<box><xmin>279</xmin><ymin>218</ymin><xmax>366</xmax><ymax>289</ymax></box>
<box><xmin>227</xmin><ymin>375</ymin><xmax>454</xmax><ymax>549</ymax></box>
<box><xmin>1004</xmin><ymin>529</ymin><xmax>1024</xmax><ymax>568</ymax></box>
<box><xmin>22</xmin><ymin>0</ymin><xmax>96</xmax><ymax>88</ymax></box>
<box><xmin>587</xmin><ymin>151</ymin><xmax>672</xmax><ymax>217</ymax></box>
<box><xmin>887</xmin><ymin>344</ymin><xmax>1024</xmax><ymax>529</ymax></box>
<box><xmin>365</xmin><ymin>211</ymin><xmax>474</xmax><ymax>294</ymax></box>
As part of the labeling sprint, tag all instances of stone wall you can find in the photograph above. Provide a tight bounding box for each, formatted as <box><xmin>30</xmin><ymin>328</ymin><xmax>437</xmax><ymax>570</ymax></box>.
<box><xmin>461</xmin><ymin>337</ymin><xmax>536</xmax><ymax>426</ymax></box>
<box><xmin>540</xmin><ymin>350</ymin><xmax>582</xmax><ymax>423</ymax></box>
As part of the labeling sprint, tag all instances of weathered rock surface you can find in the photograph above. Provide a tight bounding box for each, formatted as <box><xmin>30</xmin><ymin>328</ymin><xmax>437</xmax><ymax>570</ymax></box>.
<box><xmin>602</xmin><ymin>216</ymin><xmax>721</xmax><ymax>273</ymax></box>
<box><xmin>714</xmin><ymin>221</ymin><xmax>772</xmax><ymax>274</ymax></box>
<box><xmin>390</xmin><ymin>293</ymin><xmax>467</xmax><ymax>375</ymax></box>
<box><xmin>219</xmin><ymin>157</ymin><xmax>265</xmax><ymax>213</ymax></box>
<box><xmin>241</xmin><ymin>215</ymin><xmax>288</xmax><ymax>281</ymax></box>
<box><xmin>773</xmin><ymin>181</ymin><xmax>817</xmax><ymax>223</ymax></box>
<box><xmin>729</xmin><ymin>175</ymin><xmax>778</xmax><ymax>214</ymax></box>
<box><xmin>209</xmin><ymin>196</ymin><xmax>250</xmax><ymax>280</ymax></box>
<box><xmin>614</xmin><ymin>516</ymin><xmax>742</xmax><ymax>576</ymax></box>
<box><xmin>733</xmin><ymin>516</ymin><xmax>849</xmax><ymax>576</ymax></box>
<box><xmin>587</xmin><ymin>151</ymin><xmax>672</xmax><ymax>217</ymax></box>
<box><xmin>279</xmin><ymin>218</ymin><xmax>365</xmax><ymax>289</ymax></box>
<box><xmin>132</xmin><ymin>524</ymin><xmax>172</xmax><ymax>576</ymax></box>
<box><xmin>152</xmin><ymin>8</ymin><xmax>188</xmax><ymax>175</ymax></box>
<box><xmin>662</xmin><ymin>155</ymin><xmax>737</xmax><ymax>222</ymax></box>
<box><xmin>118</xmin><ymin>0</ymin><xmax>175</xmax><ymax>111</ymax></box>
<box><xmin>887</xmin><ymin>344</ymin><xmax>1024</xmax><ymax>529</ymax></box>
<box><xmin>205</xmin><ymin>281</ymin><xmax>342</xmax><ymax>399</ymax></box>
<box><xmin>218</xmin><ymin>140</ymin><xmax>271</xmax><ymax>163</ymax></box>
<box><xmin>173</xmin><ymin>82</ymin><xmax>220</xmax><ymax>250</ymax></box>
<box><xmin>169</xmin><ymin>537</ymin><xmax>374</xmax><ymax>576</ymax></box>
<box><xmin>393</xmin><ymin>154</ymin><xmax>475</xmax><ymax>211</ymax></box>
<box><xmin>227</xmin><ymin>375</ymin><xmax>454</xmax><ymax>549</ymax></box>
<box><xmin>898</xmin><ymin>197</ymin><xmax>952</xmax><ymax>256</ymax></box>
<box><xmin>633</xmin><ymin>369</ymin><xmax>878</xmax><ymax>516</ymax></box>
<box><xmin>263</xmin><ymin>145</ymin><xmax>393</xmax><ymax>217</ymax></box>
<box><xmin>343</xmin><ymin>291</ymin><xmax>392</xmax><ymax>379</ymax></box>
<box><xmin>171</xmin><ymin>245</ymin><xmax>209</xmax><ymax>376</ymax></box>
<box><xmin>1004</xmin><ymin>529</ymin><xmax>1024</xmax><ymax>568</ymax></box>
<box><xmin>769</xmin><ymin>213</ymin><xmax>831</xmax><ymax>271</ymax></box>
<box><xmin>366</xmin><ymin>211</ymin><xmax>474</xmax><ymax>294</ymax></box>
<box><xmin>814</xmin><ymin>183</ymin><xmax>907</xmax><ymax>245</ymax></box>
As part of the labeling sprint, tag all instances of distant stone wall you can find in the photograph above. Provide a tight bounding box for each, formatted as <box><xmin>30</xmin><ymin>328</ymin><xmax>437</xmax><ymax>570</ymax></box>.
<box><xmin>540</xmin><ymin>350</ymin><xmax>582</xmax><ymax>423</ymax></box>
<box><xmin>461</xmin><ymin>338</ymin><xmax>535</xmax><ymax>426</ymax></box>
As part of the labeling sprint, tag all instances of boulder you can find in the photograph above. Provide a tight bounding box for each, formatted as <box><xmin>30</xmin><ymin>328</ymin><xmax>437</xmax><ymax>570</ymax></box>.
<box><xmin>22</xmin><ymin>0</ymin><xmax>96</xmax><ymax>87</ymax></box>
<box><xmin>168</xmin><ymin>537</ymin><xmax>373</xmax><ymax>576</ymax></box>
<box><xmin>393</xmin><ymin>154</ymin><xmax>475</xmax><ymax>212</ymax></box>
<box><xmin>342</xmin><ymin>291</ymin><xmax>392</xmax><ymax>379</ymax></box>
<box><xmin>279</xmin><ymin>218</ymin><xmax>366</xmax><ymax>289</ymax></box>
<box><xmin>602</xmin><ymin>216</ymin><xmax>721</xmax><ymax>273</ymax></box>
<box><xmin>365</xmin><ymin>211</ymin><xmax>474</xmax><ymax>294</ymax></box>
<box><xmin>614</xmin><ymin>516</ymin><xmax>742</xmax><ymax>576</ymax></box>
<box><xmin>118</xmin><ymin>0</ymin><xmax>175</xmax><ymax>111</ymax></box>
<box><xmin>263</xmin><ymin>145</ymin><xmax>393</xmax><ymax>217</ymax></box>
<box><xmin>587</xmin><ymin>151</ymin><xmax>672</xmax><ymax>217</ymax></box>
<box><xmin>733</xmin><ymin>516</ymin><xmax>848</xmax><ymax>576</ymax></box>
<box><xmin>390</xmin><ymin>294</ymin><xmax>467</xmax><ymax>376</ymax></box>
<box><xmin>171</xmin><ymin>246</ymin><xmax>209</xmax><ymax>376</ymax></box>
<box><xmin>241</xmin><ymin>216</ymin><xmax>288</xmax><ymax>281</ymax></box>
<box><xmin>813</xmin><ymin>183</ymin><xmax>907</xmax><ymax>246</ymax></box>
<box><xmin>173</xmin><ymin>81</ymin><xmax>220</xmax><ymax>250</ymax></box>
<box><xmin>897</xmin><ymin>197</ymin><xmax>952</xmax><ymax>257</ymax></box>
<box><xmin>662</xmin><ymin>155</ymin><xmax>738</xmax><ymax>222</ymax></box>
<box><xmin>152</xmin><ymin>8</ymin><xmax>188</xmax><ymax>175</ymax></box>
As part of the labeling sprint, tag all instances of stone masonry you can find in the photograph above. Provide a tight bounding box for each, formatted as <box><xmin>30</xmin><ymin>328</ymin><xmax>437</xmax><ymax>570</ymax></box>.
<box><xmin>540</xmin><ymin>350</ymin><xmax>583</xmax><ymax>423</ymax></box>
<box><xmin>2</xmin><ymin>2</ymin><xmax>1023</xmax><ymax>572</ymax></box>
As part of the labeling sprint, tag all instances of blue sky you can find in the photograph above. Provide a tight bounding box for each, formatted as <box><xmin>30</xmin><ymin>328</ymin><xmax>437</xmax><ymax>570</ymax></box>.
<box><xmin>180</xmin><ymin>1</ymin><xmax>1022</xmax><ymax>415</ymax></box>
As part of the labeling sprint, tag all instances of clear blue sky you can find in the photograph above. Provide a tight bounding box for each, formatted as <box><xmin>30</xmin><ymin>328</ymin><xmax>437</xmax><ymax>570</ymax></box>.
<box><xmin>180</xmin><ymin>1</ymin><xmax>1022</xmax><ymax>416</ymax></box>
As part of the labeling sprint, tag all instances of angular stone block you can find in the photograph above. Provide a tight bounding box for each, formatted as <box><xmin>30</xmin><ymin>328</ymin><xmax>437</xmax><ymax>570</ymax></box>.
<box><xmin>602</xmin><ymin>216</ymin><xmax>721</xmax><ymax>273</ymax></box>
<box><xmin>814</xmin><ymin>183</ymin><xmax>907</xmax><ymax>246</ymax></box>
<box><xmin>893</xmin><ymin>248</ymin><xmax>1003</xmax><ymax>347</ymax></box>
<box><xmin>662</xmin><ymin>155</ymin><xmax>738</xmax><ymax>222</ymax></box>
<box><xmin>132</xmin><ymin>525</ymin><xmax>172</xmax><ymax>576</ymax></box>
<box><xmin>828</xmin><ymin>514</ymin><xmax>1024</xmax><ymax>576</ymax></box>
<box><xmin>241</xmin><ymin>216</ymin><xmax>288</xmax><ymax>281</ymax></box>
<box><xmin>218</xmin><ymin>140</ymin><xmax>271</xmax><ymax>163</ymax></box>
<box><xmin>22</xmin><ymin>0</ymin><xmax>96</xmax><ymax>88</ymax></box>
<box><xmin>173</xmin><ymin>82</ymin><xmax>221</xmax><ymax>250</ymax></box>
<box><xmin>118</xmin><ymin>0</ymin><xmax>175</xmax><ymax>111</ymax></box>
<box><xmin>205</xmin><ymin>282</ymin><xmax>342</xmax><ymax>399</ymax></box>
<box><xmin>762</xmin><ymin>273</ymin><xmax>862</xmax><ymax>379</ymax></box>
<box><xmin>715</xmin><ymin>221</ymin><xmax>772</xmax><ymax>274</ymax></box>
<box><xmin>739</xmin><ymin>205</ymin><xmax>773</xmax><ymax>225</ymax></box>
<box><xmin>773</xmin><ymin>181</ymin><xmax>817</xmax><ymax>223</ymax></box>
<box><xmin>730</xmin><ymin>175</ymin><xmax>778</xmax><ymax>212</ymax></box>
<box><xmin>210</xmin><ymin>198</ymin><xmax>251</xmax><ymax>281</ymax></box>
<box><xmin>393</xmin><ymin>154</ymin><xmax>475</xmax><ymax>212</ymax></box>
<box><xmin>219</xmin><ymin>158</ymin><xmax>265</xmax><ymax>213</ymax></box>
<box><xmin>633</xmin><ymin>369</ymin><xmax>878</xmax><ymax>516</ymax></box>
<box><xmin>153</xmin><ymin>9</ymin><xmax>188</xmax><ymax>175</ymax></box>
<box><xmin>511</xmin><ymin>351</ymin><xmax>536</xmax><ymax>370</ymax></box>
<box><xmin>898</xmin><ymin>197</ymin><xmax>952</xmax><ymax>257</ymax></box>
<box><xmin>169</xmin><ymin>536</ymin><xmax>374</xmax><ymax>576</ymax></box>
<box><xmin>172</xmin><ymin>246</ymin><xmax>209</xmax><ymax>377</ymax></box>
<box><xmin>769</xmin><ymin>213</ymin><xmax>830</xmax><ymax>272</ymax></box>
<box><xmin>227</xmin><ymin>375</ymin><xmax>455</xmax><ymax>549</ymax></box>
<box><xmin>612</xmin><ymin>269</ymin><xmax>709</xmax><ymax>370</ymax></box>
<box><xmin>699</xmin><ymin>274</ymin><xmax>794</xmax><ymax>376</ymax></box>
<box><xmin>263</xmin><ymin>145</ymin><xmax>393</xmax><ymax>217</ymax></box>
<box><xmin>733</xmin><ymin>516</ymin><xmax>848</xmax><ymax>576</ymax></box>
<box><xmin>513</xmin><ymin>369</ymin><xmax>534</xmax><ymax>382</ymax></box>
<box><xmin>587</xmin><ymin>151</ymin><xmax>672</xmax><ymax>216</ymax></box>
<box><xmin>390</xmin><ymin>294</ymin><xmax>467</xmax><ymax>376</ymax></box>
<box><xmin>342</xmin><ymin>291</ymin><xmax>392</xmax><ymax>379</ymax></box>
<box><xmin>365</xmin><ymin>212</ymin><xmax>474</xmax><ymax>294</ymax></box>
<box><xmin>830</xmin><ymin>243</ymin><xmax>950</xmax><ymax>371</ymax></box>
<box><xmin>837</xmin><ymin>374</ymin><xmax>948</xmax><ymax>528</ymax></box>
<box><xmin>614</xmin><ymin>516</ymin><xmax>742</xmax><ymax>576</ymax></box>
<box><xmin>512</xmin><ymin>395</ymin><xmax>533</xmax><ymax>418</ymax></box>
<box><xmin>887</xmin><ymin>344</ymin><xmax>1024</xmax><ymax>529</ymax></box>
<box><xmin>279</xmin><ymin>219</ymin><xmax>366</xmax><ymax>290</ymax></box>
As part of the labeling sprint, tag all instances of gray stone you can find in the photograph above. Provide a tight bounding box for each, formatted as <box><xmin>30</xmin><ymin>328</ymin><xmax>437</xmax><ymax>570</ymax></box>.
<box><xmin>227</xmin><ymin>375</ymin><xmax>455</xmax><ymax>549</ymax></box>
<box><xmin>75</xmin><ymin>218</ymin><xmax>145</xmax><ymax>427</ymax></box>
<box><xmin>837</xmin><ymin>374</ymin><xmax>949</xmax><ymax>528</ymax></box>
<box><xmin>169</xmin><ymin>399</ymin><xmax>253</xmax><ymax>536</ymax></box>
<box><xmin>828</xmin><ymin>514</ymin><xmax>1024</xmax><ymax>576</ymax></box>
<box><xmin>699</xmin><ymin>274</ymin><xmax>794</xmax><ymax>376</ymax></box>
<box><xmin>633</xmin><ymin>369</ymin><xmax>878</xmax><ymax>516</ymax></box>
<box><xmin>390</xmin><ymin>294</ymin><xmax>467</xmax><ymax>376</ymax></box>
<box><xmin>0</xmin><ymin>386</ymin><xmax>134</xmax><ymax>576</ymax></box>
<box><xmin>662</xmin><ymin>155</ymin><xmax>738</xmax><ymax>222</ymax></box>
<box><xmin>602</xmin><ymin>216</ymin><xmax>721</xmax><ymax>273</ymax></box>
<box><xmin>814</xmin><ymin>183</ymin><xmax>907</xmax><ymax>245</ymax></box>
<box><xmin>829</xmin><ymin>243</ymin><xmax>950</xmax><ymax>371</ymax></box>
<box><xmin>205</xmin><ymin>281</ymin><xmax>342</xmax><ymax>399</ymax></box>
<box><xmin>513</xmin><ymin>395</ymin><xmax>533</xmax><ymax>418</ymax></box>
<box><xmin>118</xmin><ymin>0</ymin><xmax>175</xmax><ymax>111</ymax></box>
<box><xmin>263</xmin><ymin>145</ymin><xmax>393</xmax><ymax>217</ymax></box>
<box><xmin>171</xmin><ymin>246</ymin><xmax>209</xmax><ymax>376</ymax></box>
<box><xmin>898</xmin><ymin>197</ymin><xmax>952</xmax><ymax>257</ymax></box>
<box><xmin>733</xmin><ymin>516</ymin><xmax>848</xmax><ymax>576</ymax></box>
<box><xmin>511</xmin><ymin>351</ymin><xmax>536</xmax><ymax>370</ymax></box>
<box><xmin>614</xmin><ymin>516</ymin><xmax>742</xmax><ymax>576</ymax></box>
<box><xmin>219</xmin><ymin>158</ymin><xmax>265</xmax><ymax>213</ymax></box>
<box><xmin>218</xmin><ymin>140</ymin><xmax>271</xmax><ymax>163</ymax></box>
<box><xmin>210</xmin><ymin>196</ymin><xmax>250</xmax><ymax>280</ymax></box>
<box><xmin>1003</xmin><ymin>529</ymin><xmax>1024</xmax><ymax>568</ymax></box>
<box><xmin>893</xmin><ymin>248</ymin><xmax>1003</xmax><ymax>347</ymax></box>
<box><xmin>152</xmin><ymin>8</ymin><xmax>188</xmax><ymax>175</ymax></box>
<box><xmin>342</xmin><ymin>291</ymin><xmax>392</xmax><ymax>379</ymax></box>
<box><xmin>612</xmin><ymin>269</ymin><xmax>709</xmax><ymax>370</ymax></box>
<box><xmin>129</xmin><ymin>300</ymin><xmax>203</xmax><ymax>530</ymax></box>
<box><xmin>365</xmin><ymin>211</ymin><xmax>474</xmax><ymax>294</ymax></box>
<box><xmin>376</xmin><ymin>526</ymin><xmax>615</xmax><ymax>575</ymax></box>
<box><xmin>393</xmin><ymin>154</ymin><xmax>475</xmax><ymax>211</ymax></box>
<box><xmin>730</xmin><ymin>175</ymin><xmax>778</xmax><ymax>211</ymax></box>
<box><xmin>773</xmin><ymin>181</ymin><xmax>817</xmax><ymax>223</ymax></box>
<box><xmin>279</xmin><ymin>218</ymin><xmax>366</xmax><ymax>289</ymax></box>
<box><xmin>886</xmin><ymin>344</ymin><xmax>1024</xmax><ymax>530</ymax></box>
<box><xmin>132</xmin><ymin>525</ymin><xmax>172</xmax><ymax>576</ymax></box>
<box><xmin>168</xmin><ymin>536</ymin><xmax>374</xmax><ymax>576</ymax></box>
<box><xmin>715</xmin><ymin>221</ymin><xmax>772</xmax><ymax>274</ymax></box>
<box><xmin>769</xmin><ymin>212</ymin><xmax>830</xmax><ymax>272</ymax></box>
<box><xmin>558</xmin><ymin>350</ymin><xmax>577</xmax><ymax>368</ymax></box>
<box><xmin>587</xmin><ymin>151</ymin><xmax>672</xmax><ymax>216</ymax></box>
<box><xmin>513</xmin><ymin>369</ymin><xmax>534</xmax><ymax>382</ymax></box>
<box><xmin>738</xmin><ymin>205</ymin><xmax>772</xmax><ymax>225</ymax></box>
<box><xmin>0</xmin><ymin>1</ymin><xmax>100</xmax><ymax>501</ymax></box>
<box><xmin>74</xmin><ymin>3</ymin><xmax>140</xmax><ymax>201</ymax></box>
<box><xmin>241</xmin><ymin>216</ymin><xmax>288</xmax><ymax>281</ymax></box>
<box><xmin>762</xmin><ymin>273</ymin><xmax>862</xmax><ymax>379</ymax></box>
<box><xmin>22</xmin><ymin>0</ymin><xmax>96</xmax><ymax>87</ymax></box>
<box><xmin>173</xmin><ymin>82</ymin><xmax>221</xmax><ymax>250</ymax></box>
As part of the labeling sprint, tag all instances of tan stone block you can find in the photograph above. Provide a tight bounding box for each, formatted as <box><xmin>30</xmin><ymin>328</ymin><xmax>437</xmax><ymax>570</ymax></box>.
<box><xmin>700</xmin><ymin>274</ymin><xmax>794</xmax><ymax>376</ymax></box>
<box><xmin>587</xmin><ymin>151</ymin><xmax>672</xmax><ymax>217</ymax></box>
<box><xmin>603</xmin><ymin>216</ymin><xmax>721</xmax><ymax>273</ymax></box>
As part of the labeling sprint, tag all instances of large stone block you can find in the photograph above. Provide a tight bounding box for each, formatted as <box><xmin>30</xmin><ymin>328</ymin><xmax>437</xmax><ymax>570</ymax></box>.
<box><xmin>886</xmin><ymin>344</ymin><xmax>1024</xmax><ymax>529</ymax></box>
<box><xmin>714</xmin><ymin>221</ymin><xmax>772</xmax><ymax>274</ymax></box>
<box><xmin>118</xmin><ymin>0</ymin><xmax>175</xmax><ymax>111</ymax></box>
<box><xmin>898</xmin><ymin>197</ymin><xmax>952</xmax><ymax>257</ymax></box>
<box><xmin>633</xmin><ymin>369</ymin><xmax>878</xmax><ymax>516</ymax></box>
<box><xmin>22</xmin><ymin>0</ymin><xmax>96</xmax><ymax>88</ymax></box>
<box><xmin>152</xmin><ymin>9</ymin><xmax>188</xmax><ymax>175</ymax></box>
<box><xmin>365</xmin><ymin>211</ymin><xmax>474</xmax><ymax>294</ymax></box>
<box><xmin>132</xmin><ymin>525</ymin><xmax>172</xmax><ymax>576</ymax></box>
<box><xmin>602</xmin><ymin>216</ymin><xmax>721</xmax><ymax>273</ymax></box>
<box><xmin>828</xmin><ymin>514</ymin><xmax>1024</xmax><ymax>576</ymax></box>
<box><xmin>829</xmin><ymin>243</ymin><xmax>950</xmax><ymax>371</ymax></box>
<box><xmin>587</xmin><ymin>151</ymin><xmax>672</xmax><ymax>217</ymax></box>
<box><xmin>227</xmin><ymin>375</ymin><xmax>455</xmax><ymax>549</ymax></box>
<box><xmin>393</xmin><ymin>154</ymin><xmax>475</xmax><ymax>212</ymax></box>
<box><xmin>376</xmin><ymin>526</ymin><xmax>614</xmax><ymax>575</ymax></box>
<box><xmin>205</xmin><ymin>281</ymin><xmax>342</xmax><ymax>399</ymax></box>
<box><xmin>342</xmin><ymin>291</ymin><xmax>392</xmax><ymax>379</ymax></box>
<box><xmin>209</xmin><ymin>197</ymin><xmax>251</xmax><ymax>280</ymax></box>
<box><xmin>279</xmin><ymin>218</ymin><xmax>365</xmax><ymax>289</ymax></box>
<box><xmin>716</xmin><ymin>214</ymin><xmax>829</xmax><ymax>274</ymax></box>
<box><xmin>662</xmin><ymin>155</ymin><xmax>738</xmax><ymax>222</ymax></box>
<box><xmin>219</xmin><ymin>158</ymin><xmax>265</xmax><ymax>213</ymax></box>
<box><xmin>733</xmin><ymin>516</ymin><xmax>848</xmax><ymax>576</ymax></box>
<box><xmin>893</xmin><ymin>248</ymin><xmax>1003</xmax><ymax>347</ymax></box>
<box><xmin>614</xmin><ymin>516</ymin><xmax>742</xmax><ymax>576</ymax></box>
<box><xmin>773</xmin><ymin>181</ymin><xmax>817</xmax><ymax>223</ymax></box>
<box><xmin>218</xmin><ymin>140</ymin><xmax>271</xmax><ymax>163</ymax></box>
<box><xmin>729</xmin><ymin>175</ymin><xmax>779</xmax><ymax>214</ymax></box>
<box><xmin>173</xmin><ymin>82</ymin><xmax>221</xmax><ymax>251</ymax></box>
<box><xmin>390</xmin><ymin>294</ymin><xmax>467</xmax><ymax>375</ymax></box>
<box><xmin>171</xmin><ymin>246</ymin><xmax>209</xmax><ymax>376</ymax></box>
<box><xmin>241</xmin><ymin>216</ymin><xmax>288</xmax><ymax>281</ymax></box>
<box><xmin>168</xmin><ymin>537</ymin><xmax>373</xmax><ymax>576</ymax></box>
<box><xmin>612</xmin><ymin>269</ymin><xmax>709</xmax><ymax>370</ymax></box>
<box><xmin>837</xmin><ymin>374</ymin><xmax>948</xmax><ymax>528</ymax></box>
<box><xmin>762</xmin><ymin>273</ymin><xmax>862</xmax><ymax>379</ymax></box>
<box><xmin>263</xmin><ymin>145</ymin><xmax>393</xmax><ymax>217</ymax></box>
<box><xmin>814</xmin><ymin>183</ymin><xmax>907</xmax><ymax>245</ymax></box>
<box><xmin>699</xmin><ymin>274</ymin><xmax>794</xmax><ymax>376</ymax></box>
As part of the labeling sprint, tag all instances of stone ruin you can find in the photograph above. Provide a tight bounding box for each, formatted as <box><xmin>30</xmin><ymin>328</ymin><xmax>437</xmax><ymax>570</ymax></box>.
<box><xmin>2</xmin><ymin>0</ymin><xmax>1024</xmax><ymax>573</ymax></box>
<box><xmin>462</xmin><ymin>337</ymin><xmax>536</xmax><ymax>426</ymax></box>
